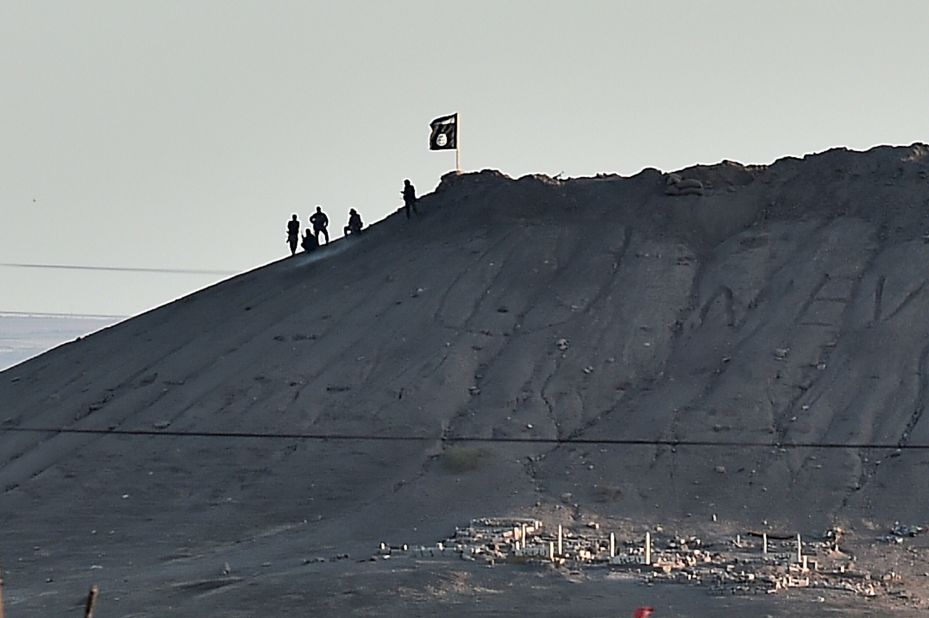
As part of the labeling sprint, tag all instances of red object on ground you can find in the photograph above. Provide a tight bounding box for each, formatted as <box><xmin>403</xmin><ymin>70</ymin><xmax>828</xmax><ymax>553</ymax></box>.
<box><xmin>633</xmin><ymin>608</ymin><xmax>655</xmax><ymax>618</ymax></box>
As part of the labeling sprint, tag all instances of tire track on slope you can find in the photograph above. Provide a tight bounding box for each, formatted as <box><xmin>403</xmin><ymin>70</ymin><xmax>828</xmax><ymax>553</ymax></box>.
<box><xmin>791</xmin><ymin>235</ymin><xmax>883</xmax><ymax>513</ymax></box>
<box><xmin>777</xmin><ymin>277</ymin><xmax>862</xmax><ymax>494</ymax></box>
<box><xmin>645</xmin><ymin>250</ymin><xmax>708</xmax><ymax>472</ymax></box>
<box><xmin>898</xmin><ymin>342</ymin><xmax>929</xmax><ymax>448</ymax></box>
<box><xmin>514</xmin><ymin>225</ymin><xmax>640</xmax><ymax>504</ymax></box>
<box><xmin>457</xmin><ymin>241</ymin><xmax>525</xmax><ymax>336</ymax></box>
<box><xmin>829</xmin><ymin>291</ymin><xmax>926</xmax><ymax>513</ymax></box>
<box><xmin>872</xmin><ymin>275</ymin><xmax>885</xmax><ymax>324</ymax></box>
<box><xmin>558</xmin><ymin>226</ymin><xmax>638</xmax><ymax>439</ymax></box>
<box><xmin>466</xmin><ymin>223</ymin><xmax>616</xmax><ymax>338</ymax></box>
<box><xmin>310</xmin><ymin>234</ymin><xmax>509</xmax><ymax>496</ymax></box>
<box><xmin>582</xmin><ymin>225</ymin><xmax>635</xmax><ymax>317</ymax></box>
<box><xmin>650</xmin><ymin>219</ymin><xmax>835</xmax><ymax>478</ymax></box>
<box><xmin>882</xmin><ymin>281</ymin><xmax>927</xmax><ymax>323</ymax></box>
<box><xmin>533</xmin><ymin>225</ymin><xmax>627</xmax><ymax>437</ymax></box>
<box><xmin>710</xmin><ymin>219</ymin><xmax>833</xmax><ymax>339</ymax></box>
<box><xmin>438</xmin><ymin>223</ymin><xmax>596</xmax><ymax>496</ymax></box>
<box><xmin>433</xmin><ymin>230</ymin><xmax>518</xmax><ymax>332</ymax></box>
<box><xmin>770</xmin><ymin>273</ymin><xmax>853</xmax><ymax>444</ymax></box>
<box><xmin>720</xmin><ymin>221</ymin><xmax>849</xmax><ymax>444</ymax></box>
<box><xmin>697</xmin><ymin>286</ymin><xmax>737</xmax><ymax>328</ymax></box>
<box><xmin>454</xmin><ymin>229</ymin><xmax>576</xmax><ymax>441</ymax></box>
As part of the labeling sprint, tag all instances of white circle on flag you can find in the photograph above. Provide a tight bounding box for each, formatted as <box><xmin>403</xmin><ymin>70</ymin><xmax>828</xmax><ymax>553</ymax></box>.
<box><xmin>436</xmin><ymin>134</ymin><xmax>448</xmax><ymax>147</ymax></box>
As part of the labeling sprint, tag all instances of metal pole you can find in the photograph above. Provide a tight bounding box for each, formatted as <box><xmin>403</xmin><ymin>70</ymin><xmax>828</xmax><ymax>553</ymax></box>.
<box><xmin>610</xmin><ymin>532</ymin><xmax>616</xmax><ymax>558</ymax></box>
<box><xmin>84</xmin><ymin>585</ymin><xmax>99</xmax><ymax>618</ymax></box>
<box><xmin>762</xmin><ymin>533</ymin><xmax>768</xmax><ymax>557</ymax></box>
<box><xmin>455</xmin><ymin>112</ymin><xmax>461</xmax><ymax>173</ymax></box>
<box><xmin>0</xmin><ymin>567</ymin><xmax>6</xmax><ymax>618</ymax></box>
<box><xmin>557</xmin><ymin>524</ymin><xmax>563</xmax><ymax>556</ymax></box>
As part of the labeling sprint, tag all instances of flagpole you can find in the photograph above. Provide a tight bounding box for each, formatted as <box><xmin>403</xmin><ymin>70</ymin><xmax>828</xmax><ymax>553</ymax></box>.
<box><xmin>455</xmin><ymin>112</ymin><xmax>461</xmax><ymax>173</ymax></box>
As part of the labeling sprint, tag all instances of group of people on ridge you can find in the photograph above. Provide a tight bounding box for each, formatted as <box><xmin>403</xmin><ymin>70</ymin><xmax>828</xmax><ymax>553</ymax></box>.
<box><xmin>284</xmin><ymin>179</ymin><xmax>418</xmax><ymax>256</ymax></box>
<box><xmin>286</xmin><ymin>206</ymin><xmax>365</xmax><ymax>255</ymax></box>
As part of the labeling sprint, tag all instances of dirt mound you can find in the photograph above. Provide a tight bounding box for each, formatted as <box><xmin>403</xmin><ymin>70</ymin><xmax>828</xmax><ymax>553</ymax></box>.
<box><xmin>2</xmin><ymin>143</ymin><xmax>929</xmax><ymax>616</ymax></box>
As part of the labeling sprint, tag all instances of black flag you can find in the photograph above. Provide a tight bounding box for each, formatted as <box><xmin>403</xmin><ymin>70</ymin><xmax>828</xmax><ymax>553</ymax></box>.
<box><xmin>429</xmin><ymin>113</ymin><xmax>457</xmax><ymax>150</ymax></box>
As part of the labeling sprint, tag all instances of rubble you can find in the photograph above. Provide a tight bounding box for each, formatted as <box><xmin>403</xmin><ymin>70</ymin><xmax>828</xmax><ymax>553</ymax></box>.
<box><xmin>890</xmin><ymin>523</ymin><xmax>926</xmax><ymax>538</ymax></box>
<box><xmin>374</xmin><ymin>517</ymin><xmax>908</xmax><ymax>600</ymax></box>
<box><xmin>664</xmin><ymin>173</ymin><xmax>705</xmax><ymax>197</ymax></box>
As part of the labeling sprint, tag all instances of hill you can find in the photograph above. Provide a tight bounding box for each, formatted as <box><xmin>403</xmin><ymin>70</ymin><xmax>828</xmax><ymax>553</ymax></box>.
<box><xmin>2</xmin><ymin>143</ymin><xmax>929</xmax><ymax>616</ymax></box>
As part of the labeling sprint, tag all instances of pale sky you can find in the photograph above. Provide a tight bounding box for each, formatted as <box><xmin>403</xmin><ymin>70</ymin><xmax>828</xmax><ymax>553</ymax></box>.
<box><xmin>2</xmin><ymin>0</ymin><xmax>927</xmax><ymax>317</ymax></box>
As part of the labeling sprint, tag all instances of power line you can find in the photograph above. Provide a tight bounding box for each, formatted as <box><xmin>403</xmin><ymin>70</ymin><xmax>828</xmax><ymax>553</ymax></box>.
<box><xmin>0</xmin><ymin>262</ymin><xmax>236</xmax><ymax>276</ymax></box>
<box><xmin>0</xmin><ymin>426</ymin><xmax>923</xmax><ymax>450</ymax></box>
<box><xmin>0</xmin><ymin>310</ymin><xmax>126</xmax><ymax>320</ymax></box>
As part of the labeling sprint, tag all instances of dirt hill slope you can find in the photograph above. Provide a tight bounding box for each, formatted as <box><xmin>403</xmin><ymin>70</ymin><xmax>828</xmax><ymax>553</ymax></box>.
<box><xmin>2</xmin><ymin>143</ymin><xmax>929</xmax><ymax>615</ymax></box>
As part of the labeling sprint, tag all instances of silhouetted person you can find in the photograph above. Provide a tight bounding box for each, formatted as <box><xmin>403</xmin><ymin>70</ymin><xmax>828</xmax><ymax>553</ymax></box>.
<box><xmin>344</xmin><ymin>208</ymin><xmax>363</xmax><ymax>235</ymax></box>
<box><xmin>301</xmin><ymin>228</ymin><xmax>318</xmax><ymax>253</ymax></box>
<box><xmin>402</xmin><ymin>179</ymin><xmax>417</xmax><ymax>218</ymax></box>
<box><xmin>310</xmin><ymin>206</ymin><xmax>329</xmax><ymax>244</ymax></box>
<box><xmin>286</xmin><ymin>214</ymin><xmax>300</xmax><ymax>255</ymax></box>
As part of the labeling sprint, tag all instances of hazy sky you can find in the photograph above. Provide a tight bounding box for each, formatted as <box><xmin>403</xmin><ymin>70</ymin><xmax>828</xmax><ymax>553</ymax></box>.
<box><xmin>2</xmin><ymin>0</ymin><xmax>927</xmax><ymax>317</ymax></box>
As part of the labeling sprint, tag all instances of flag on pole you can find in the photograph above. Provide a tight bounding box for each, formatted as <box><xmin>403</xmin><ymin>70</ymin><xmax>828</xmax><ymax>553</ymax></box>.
<box><xmin>429</xmin><ymin>113</ymin><xmax>458</xmax><ymax>150</ymax></box>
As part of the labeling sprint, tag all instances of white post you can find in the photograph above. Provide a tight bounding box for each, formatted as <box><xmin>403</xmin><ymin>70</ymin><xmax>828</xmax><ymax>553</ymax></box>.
<box><xmin>796</xmin><ymin>533</ymin><xmax>802</xmax><ymax>564</ymax></box>
<box><xmin>762</xmin><ymin>533</ymin><xmax>768</xmax><ymax>557</ymax></box>
<box><xmin>609</xmin><ymin>532</ymin><xmax>616</xmax><ymax>558</ymax></box>
<box><xmin>84</xmin><ymin>585</ymin><xmax>99</xmax><ymax>618</ymax></box>
<box><xmin>644</xmin><ymin>532</ymin><xmax>651</xmax><ymax>565</ymax></box>
<box><xmin>549</xmin><ymin>541</ymin><xmax>555</xmax><ymax>562</ymax></box>
<box><xmin>0</xmin><ymin>567</ymin><xmax>6</xmax><ymax>618</ymax></box>
<box><xmin>521</xmin><ymin>523</ymin><xmax>528</xmax><ymax>547</ymax></box>
<box><xmin>557</xmin><ymin>525</ymin><xmax>563</xmax><ymax>556</ymax></box>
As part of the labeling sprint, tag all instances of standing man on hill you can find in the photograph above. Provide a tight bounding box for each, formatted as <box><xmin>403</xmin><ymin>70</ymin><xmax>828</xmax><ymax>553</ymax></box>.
<box><xmin>402</xmin><ymin>179</ymin><xmax>417</xmax><ymax>218</ymax></box>
<box><xmin>310</xmin><ymin>206</ymin><xmax>330</xmax><ymax>245</ymax></box>
<box><xmin>286</xmin><ymin>214</ymin><xmax>300</xmax><ymax>255</ymax></box>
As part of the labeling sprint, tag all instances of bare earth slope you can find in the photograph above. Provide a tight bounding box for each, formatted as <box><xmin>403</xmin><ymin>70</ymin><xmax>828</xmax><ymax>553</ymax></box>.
<box><xmin>2</xmin><ymin>144</ymin><xmax>929</xmax><ymax>616</ymax></box>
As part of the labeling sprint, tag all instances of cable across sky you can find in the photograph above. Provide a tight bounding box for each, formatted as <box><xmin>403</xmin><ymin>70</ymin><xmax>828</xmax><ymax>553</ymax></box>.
<box><xmin>0</xmin><ymin>262</ymin><xmax>237</xmax><ymax>276</ymax></box>
<box><xmin>1</xmin><ymin>426</ymin><xmax>924</xmax><ymax>450</ymax></box>
<box><xmin>0</xmin><ymin>310</ymin><xmax>126</xmax><ymax>320</ymax></box>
